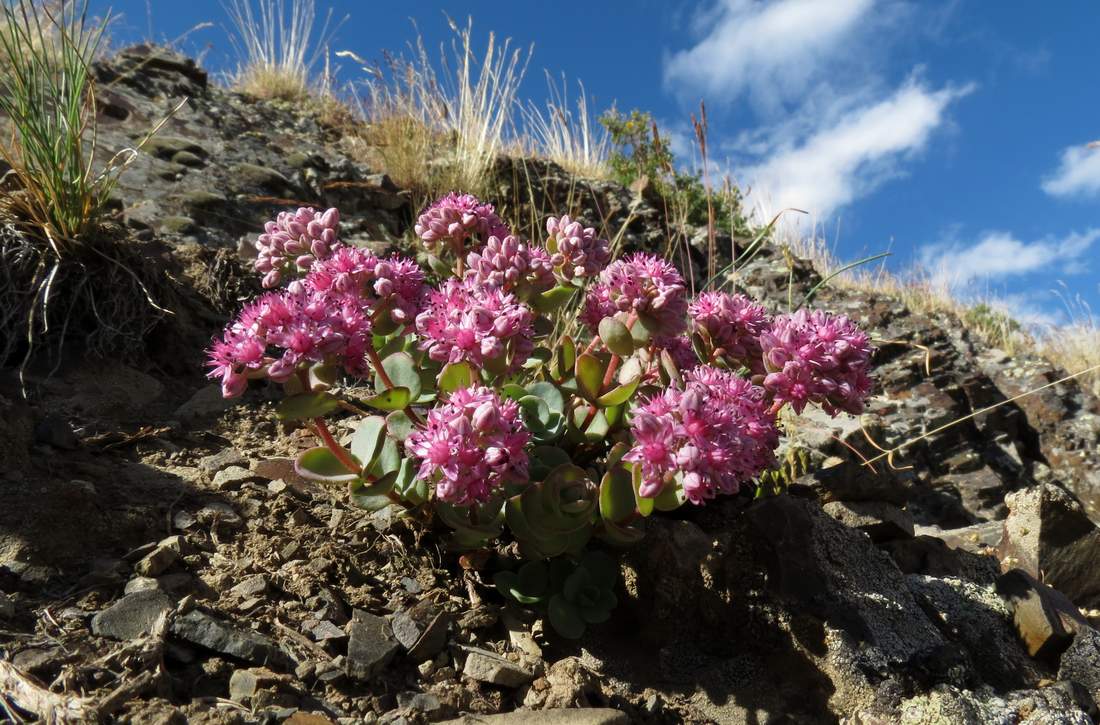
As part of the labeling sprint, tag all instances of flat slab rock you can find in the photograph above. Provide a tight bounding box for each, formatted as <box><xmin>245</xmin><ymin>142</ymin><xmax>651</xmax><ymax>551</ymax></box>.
<box><xmin>91</xmin><ymin>590</ymin><xmax>173</xmax><ymax>640</ymax></box>
<box><xmin>171</xmin><ymin>609</ymin><xmax>288</xmax><ymax>668</ymax></box>
<box><xmin>439</xmin><ymin>708</ymin><xmax>628</xmax><ymax>725</ymax></box>
<box><xmin>345</xmin><ymin>611</ymin><xmax>399</xmax><ymax>681</ymax></box>
<box><xmin>462</xmin><ymin>647</ymin><xmax>534</xmax><ymax>688</ymax></box>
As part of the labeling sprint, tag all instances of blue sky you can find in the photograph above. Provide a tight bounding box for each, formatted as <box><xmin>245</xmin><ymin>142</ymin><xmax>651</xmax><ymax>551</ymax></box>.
<box><xmin>96</xmin><ymin>0</ymin><xmax>1100</xmax><ymax>325</ymax></box>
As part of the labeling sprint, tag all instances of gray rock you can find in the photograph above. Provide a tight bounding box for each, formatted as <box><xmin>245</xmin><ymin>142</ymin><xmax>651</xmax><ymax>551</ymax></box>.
<box><xmin>91</xmin><ymin>590</ymin><xmax>173</xmax><ymax>640</ymax></box>
<box><xmin>345</xmin><ymin>612</ymin><xmax>399</xmax><ymax>681</ymax></box>
<box><xmin>231</xmin><ymin>574</ymin><xmax>268</xmax><ymax>599</ymax></box>
<box><xmin>124</xmin><ymin>576</ymin><xmax>160</xmax><ymax>594</ymax></box>
<box><xmin>899</xmin><ymin>682</ymin><xmax>1095</xmax><ymax>724</ymax></box>
<box><xmin>791</xmin><ymin>457</ymin><xmax>912</xmax><ymax>506</ymax></box>
<box><xmin>461</xmin><ymin>647</ymin><xmax>534</xmax><ymax>688</ymax></box>
<box><xmin>0</xmin><ymin>591</ymin><xmax>15</xmax><ymax>618</ymax></box>
<box><xmin>143</xmin><ymin>135</ymin><xmax>206</xmax><ymax>160</ymax></box>
<box><xmin>397</xmin><ymin>692</ymin><xmax>442</xmax><ymax>715</ymax></box>
<box><xmin>34</xmin><ymin>414</ymin><xmax>79</xmax><ymax>450</ymax></box>
<box><xmin>170</xmin><ymin>609</ymin><xmax>287</xmax><ymax>667</ymax></box>
<box><xmin>229</xmin><ymin>162</ymin><xmax>291</xmax><ymax>192</ymax></box>
<box><xmin>823</xmin><ymin>499</ymin><xmax>915</xmax><ymax>541</ymax></box>
<box><xmin>439</xmin><ymin>709</ymin><xmax>628</xmax><ymax>725</ymax></box>
<box><xmin>995</xmin><ymin>569</ymin><xmax>1089</xmax><ymax>660</ymax></box>
<box><xmin>311</xmin><ymin>620</ymin><xmax>346</xmax><ymax>641</ymax></box>
<box><xmin>213</xmin><ymin>465</ymin><xmax>259</xmax><ymax>491</ymax></box>
<box><xmin>229</xmin><ymin>666</ymin><xmax>287</xmax><ymax>703</ymax></box>
<box><xmin>199</xmin><ymin>448</ymin><xmax>249</xmax><ymax>475</ymax></box>
<box><xmin>906</xmin><ymin>575</ymin><xmax>1045</xmax><ymax>689</ymax></box>
<box><xmin>135</xmin><ymin>544</ymin><xmax>178</xmax><ymax>577</ymax></box>
<box><xmin>1058</xmin><ymin>627</ymin><xmax>1100</xmax><ymax>703</ymax></box>
<box><xmin>175</xmin><ymin>385</ymin><xmax>235</xmax><ymax>421</ymax></box>
<box><xmin>172</xmin><ymin>150</ymin><xmax>205</xmax><ymax>167</ymax></box>
<box><xmin>999</xmin><ymin>484</ymin><xmax>1100</xmax><ymax>609</ymax></box>
<box><xmin>392</xmin><ymin>603</ymin><xmax>450</xmax><ymax>661</ymax></box>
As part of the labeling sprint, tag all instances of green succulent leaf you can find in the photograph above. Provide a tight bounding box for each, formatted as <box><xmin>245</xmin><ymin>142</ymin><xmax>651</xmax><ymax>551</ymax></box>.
<box><xmin>363</xmin><ymin>386</ymin><xmax>411</xmax><ymax>411</ymax></box>
<box><xmin>436</xmin><ymin>500</ymin><xmax>505</xmax><ymax>550</ymax></box>
<box><xmin>276</xmin><ymin>392</ymin><xmax>340</xmax><ymax>421</ymax></box>
<box><xmin>308</xmin><ymin>363</ymin><xmax>340</xmax><ymax>391</ymax></box>
<box><xmin>374</xmin><ymin>352</ymin><xmax>421</xmax><ymax>400</ymax></box>
<box><xmin>426</xmin><ymin>254</ymin><xmax>451</xmax><ymax>276</ymax></box>
<box><xmin>597</xmin><ymin>375</ymin><xmax>641</xmax><ymax>407</ymax></box>
<box><xmin>367</xmin><ymin>436</ymin><xmax>401</xmax><ymax>477</ymax></box>
<box><xmin>533</xmin><ymin>285</ymin><xmax>575</xmax><ymax>312</ymax></box>
<box><xmin>598</xmin><ymin>317</ymin><xmax>635</xmax><ymax>357</ymax></box>
<box><xmin>526</xmin><ymin>381</ymin><xmax>564</xmax><ymax>415</ymax></box>
<box><xmin>575</xmin><ymin>353</ymin><xmax>604</xmax><ymax>402</ymax></box>
<box><xmin>438</xmin><ymin>361</ymin><xmax>476</xmax><ymax>395</ymax></box>
<box><xmin>548</xmin><ymin>594</ymin><xmax>586</xmax><ymax>639</ymax></box>
<box><xmin>600</xmin><ymin>468</ymin><xmax>638</xmax><ymax>522</ymax></box>
<box><xmin>393</xmin><ymin>456</ymin><xmax>427</xmax><ymax>504</ymax></box>
<box><xmin>295</xmin><ymin>446</ymin><xmax>361</xmax><ymax>483</ymax></box>
<box><xmin>602</xmin><ymin>404</ymin><xmax>625</xmax><ymax>430</ymax></box>
<box><xmin>385</xmin><ymin>410</ymin><xmax>416</xmax><ymax>442</ymax></box>
<box><xmin>349</xmin><ymin>416</ymin><xmax>387</xmax><ymax>470</ymax></box>
<box><xmin>347</xmin><ymin>471</ymin><xmax>397</xmax><ymax>511</ymax></box>
<box><xmin>659</xmin><ymin>349</ymin><xmax>683</xmax><ymax>387</ymax></box>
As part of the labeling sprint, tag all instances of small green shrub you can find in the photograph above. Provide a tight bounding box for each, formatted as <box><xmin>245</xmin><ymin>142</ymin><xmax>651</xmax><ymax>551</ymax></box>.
<box><xmin>599</xmin><ymin>108</ymin><xmax>757</xmax><ymax>239</ymax></box>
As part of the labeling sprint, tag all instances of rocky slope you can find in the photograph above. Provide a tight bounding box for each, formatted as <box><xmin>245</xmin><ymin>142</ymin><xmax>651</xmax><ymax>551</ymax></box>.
<box><xmin>1</xmin><ymin>46</ymin><xmax>1100</xmax><ymax>724</ymax></box>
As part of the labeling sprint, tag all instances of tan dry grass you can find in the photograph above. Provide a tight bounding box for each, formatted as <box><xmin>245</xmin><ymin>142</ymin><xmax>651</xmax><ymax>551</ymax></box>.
<box><xmin>224</xmin><ymin>0</ymin><xmax>343</xmax><ymax>103</ymax></box>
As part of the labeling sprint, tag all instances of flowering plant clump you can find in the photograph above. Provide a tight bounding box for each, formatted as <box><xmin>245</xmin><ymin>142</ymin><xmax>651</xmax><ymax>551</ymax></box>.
<box><xmin>208</xmin><ymin>193</ymin><xmax>874</xmax><ymax>636</ymax></box>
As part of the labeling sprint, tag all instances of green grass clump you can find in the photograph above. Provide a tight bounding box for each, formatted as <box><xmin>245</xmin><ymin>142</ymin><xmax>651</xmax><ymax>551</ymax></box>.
<box><xmin>0</xmin><ymin>0</ymin><xmax>116</xmax><ymax>243</ymax></box>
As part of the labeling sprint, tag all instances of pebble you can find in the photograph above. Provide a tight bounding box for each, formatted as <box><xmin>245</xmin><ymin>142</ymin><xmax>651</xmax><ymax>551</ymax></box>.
<box><xmin>461</xmin><ymin>647</ymin><xmax>534</xmax><ymax>688</ymax></box>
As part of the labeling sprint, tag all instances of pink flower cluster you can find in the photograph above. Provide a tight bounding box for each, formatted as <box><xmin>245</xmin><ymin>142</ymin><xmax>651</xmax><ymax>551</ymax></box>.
<box><xmin>414</xmin><ymin>193</ymin><xmax>509</xmax><ymax>251</ymax></box>
<box><xmin>406</xmin><ymin>386</ymin><xmax>530</xmax><ymax>505</ymax></box>
<box><xmin>415</xmin><ymin>278</ymin><xmax>535</xmax><ymax>375</ymax></box>
<box><xmin>546</xmin><ymin>215</ymin><xmax>611</xmax><ymax>280</ymax></box>
<box><xmin>306</xmin><ymin>247</ymin><xmax>427</xmax><ymax>327</ymax></box>
<box><xmin>206</xmin><ymin>287</ymin><xmax>371</xmax><ymax>398</ymax></box>
<box><xmin>582</xmin><ymin>253</ymin><xmax>688</xmax><ymax>337</ymax></box>
<box><xmin>688</xmin><ymin>291</ymin><xmax>771</xmax><ymax>374</ymax></box>
<box><xmin>466</xmin><ymin>235</ymin><xmax>555</xmax><ymax>297</ymax></box>
<box><xmin>759</xmin><ymin>309</ymin><xmax>874</xmax><ymax>416</ymax></box>
<box><xmin>625</xmin><ymin>366</ymin><xmax>778</xmax><ymax>505</ymax></box>
<box><xmin>254</xmin><ymin>207</ymin><xmax>341</xmax><ymax>288</ymax></box>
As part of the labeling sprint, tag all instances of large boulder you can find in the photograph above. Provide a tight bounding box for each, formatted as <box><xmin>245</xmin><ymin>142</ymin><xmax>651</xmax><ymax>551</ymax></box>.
<box><xmin>998</xmin><ymin>484</ymin><xmax>1100</xmax><ymax>608</ymax></box>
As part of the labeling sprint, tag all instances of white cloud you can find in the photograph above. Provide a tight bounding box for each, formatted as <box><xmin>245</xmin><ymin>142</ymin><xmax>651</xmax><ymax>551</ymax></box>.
<box><xmin>1042</xmin><ymin>144</ymin><xmax>1100</xmax><ymax>198</ymax></box>
<box><xmin>919</xmin><ymin>228</ymin><xmax>1100</xmax><ymax>289</ymax></box>
<box><xmin>741</xmin><ymin>81</ymin><xmax>972</xmax><ymax>220</ymax></box>
<box><xmin>664</xmin><ymin>0</ymin><xmax>875</xmax><ymax>108</ymax></box>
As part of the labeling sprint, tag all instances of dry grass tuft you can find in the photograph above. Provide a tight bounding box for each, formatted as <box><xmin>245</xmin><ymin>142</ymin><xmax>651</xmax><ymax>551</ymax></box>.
<box><xmin>224</xmin><ymin>0</ymin><xmax>343</xmax><ymax>102</ymax></box>
<box><xmin>520</xmin><ymin>72</ymin><xmax>610</xmax><ymax>180</ymax></box>
<box><xmin>338</xmin><ymin>17</ymin><xmax>530</xmax><ymax>199</ymax></box>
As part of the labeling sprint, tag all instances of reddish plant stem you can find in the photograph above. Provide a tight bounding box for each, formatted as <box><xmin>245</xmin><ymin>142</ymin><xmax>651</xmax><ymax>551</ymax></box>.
<box><xmin>313</xmin><ymin>417</ymin><xmax>361</xmax><ymax>475</ymax></box>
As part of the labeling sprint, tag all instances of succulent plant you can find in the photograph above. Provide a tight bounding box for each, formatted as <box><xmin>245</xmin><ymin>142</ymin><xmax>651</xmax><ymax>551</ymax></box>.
<box><xmin>505</xmin><ymin>464</ymin><xmax>597</xmax><ymax>559</ymax></box>
<box><xmin>547</xmin><ymin>551</ymin><xmax>619</xmax><ymax>639</ymax></box>
<box><xmin>494</xmin><ymin>551</ymin><xmax>620</xmax><ymax>639</ymax></box>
